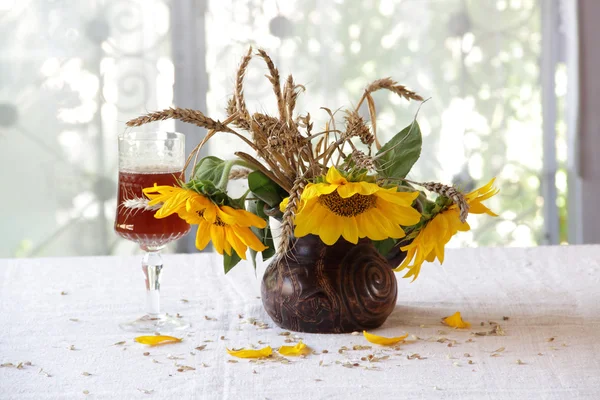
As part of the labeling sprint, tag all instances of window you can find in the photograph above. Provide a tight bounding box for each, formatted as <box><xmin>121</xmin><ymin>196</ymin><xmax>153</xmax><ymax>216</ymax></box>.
<box><xmin>1</xmin><ymin>0</ymin><xmax>576</xmax><ymax>257</ymax></box>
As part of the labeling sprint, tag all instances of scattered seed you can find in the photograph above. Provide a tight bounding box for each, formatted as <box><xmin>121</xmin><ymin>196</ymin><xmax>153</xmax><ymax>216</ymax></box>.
<box><xmin>61</xmin><ymin>291</ymin><xmax>68</xmax><ymax>295</ymax></box>
<box><xmin>407</xmin><ymin>353</ymin><xmax>426</xmax><ymax>360</ymax></box>
<box><xmin>315</xmin><ymin>378</ymin><xmax>322</xmax><ymax>382</ymax></box>
<box><xmin>547</xmin><ymin>337</ymin><xmax>555</xmax><ymax>342</ymax></box>
<box><xmin>1</xmin><ymin>363</ymin><xmax>14</xmax><ymax>368</ymax></box>
<box><xmin>279</xmin><ymin>332</ymin><xmax>291</xmax><ymax>336</ymax></box>
<box><xmin>138</xmin><ymin>389</ymin><xmax>154</xmax><ymax>394</ymax></box>
<box><xmin>227</xmin><ymin>360</ymin><xmax>238</xmax><ymax>363</ymax></box>
<box><xmin>201</xmin><ymin>363</ymin><xmax>209</xmax><ymax>368</ymax></box>
<box><xmin>503</xmin><ymin>316</ymin><xmax>510</xmax><ymax>321</ymax></box>
<box><xmin>82</xmin><ymin>372</ymin><xmax>91</xmax><ymax>376</ymax></box>
<box><xmin>152</xmin><ymin>359</ymin><xmax>160</xmax><ymax>364</ymax></box>
<box><xmin>322</xmin><ymin>350</ymin><xmax>328</xmax><ymax>354</ymax></box>
<box><xmin>464</xmin><ymin>353</ymin><xmax>471</xmax><ymax>357</ymax></box>
<box><xmin>453</xmin><ymin>362</ymin><xmax>460</xmax><ymax>367</ymax></box>
<box><xmin>176</xmin><ymin>364</ymin><xmax>195</xmax><ymax>372</ymax></box>
<box><xmin>468</xmin><ymin>360</ymin><xmax>474</xmax><ymax>365</ymax></box>
<box><xmin>113</xmin><ymin>341</ymin><xmax>126</xmax><ymax>346</ymax></box>
<box><xmin>480</xmin><ymin>322</ymin><xmax>484</xmax><ymax>326</ymax></box>
<box><xmin>143</xmin><ymin>352</ymin><xmax>150</xmax><ymax>356</ymax></box>
<box><xmin>352</xmin><ymin>345</ymin><xmax>372</xmax><ymax>351</ymax></box>
<box><xmin>154</xmin><ymin>332</ymin><xmax>161</xmax><ymax>336</ymax></box>
<box><xmin>252</xmin><ymin>369</ymin><xmax>257</xmax><ymax>374</ymax></box>
<box><xmin>180</xmin><ymin>298</ymin><xmax>189</xmax><ymax>303</ymax></box>
<box><xmin>238</xmin><ymin>314</ymin><xmax>244</xmax><ymax>319</ymax></box>
<box><xmin>38</xmin><ymin>368</ymin><xmax>51</xmax><ymax>377</ymax></box>
<box><xmin>466</xmin><ymin>338</ymin><xmax>474</xmax><ymax>343</ymax></box>
<box><xmin>204</xmin><ymin>315</ymin><xmax>217</xmax><ymax>321</ymax></box>
<box><xmin>437</xmin><ymin>330</ymin><xmax>447</xmax><ymax>335</ymax></box>
<box><xmin>516</xmin><ymin>359</ymin><xmax>525</xmax><ymax>365</ymax></box>
<box><xmin>176</xmin><ymin>313</ymin><xmax>183</xmax><ymax>319</ymax></box>
<box><xmin>195</xmin><ymin>345</ymin><xmax>207</xmax><ymax>351</ymax></box>
<box><xmin>489</xmin><ymin>321</ymin><xmax>498</xmax><ymax>325</ymax></box>
<box><xmin>351</xmin><ymin>331</ymin><xmax>360</xmax><ymax>336</ymax></box>
<box><xmin>420</xmin><ymin>324</ymin><xmax>426</xmax><ymax>328</ymax></box>
<box><xmin>492</xmin><ymin>347</ymin><xmax>506</xmax><ymax>353</ymax></box>
<box><xmin>68</xmin><ymin>345</ymin><xmax>77</xmax><ymax>351</ymax></box>
<box><xmin>538</xmin><ymin>352</ymin><xmax>544</xmax><ymax>356</ymax></box>
<box><xmin>447</xmin><ymin>343</ymin><xmax>453</xmax><ymax>347</ymax></box>
<box><xmin>83</xmin><ymin>390</ymin><xmax>89</xmax><ymax>395</ymax></box>
<box><xmin>69</xmin><ymin>318</ymin><xmax>79</xmax><ymax>322</ymax></box>
<box><xmin>167</xmin><ymin>355</ymin><xmax>184</xmax><ymax>360</ymax></box>
<box><xmin>490</xmin><ymin>353</ymin><xmax>500</xmax><ymax>357</ymax></box>
<box><xmin>220</xmin><ymin>336</ymin><xmax>226</xmax><ymax>340</ymax></box>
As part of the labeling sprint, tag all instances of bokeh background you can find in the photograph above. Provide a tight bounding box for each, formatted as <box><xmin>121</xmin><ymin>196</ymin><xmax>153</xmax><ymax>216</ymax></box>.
<box><xmin>0</xmin><ymin>0</ymin><xmax>580</xmax><ymax>257</ymax></box>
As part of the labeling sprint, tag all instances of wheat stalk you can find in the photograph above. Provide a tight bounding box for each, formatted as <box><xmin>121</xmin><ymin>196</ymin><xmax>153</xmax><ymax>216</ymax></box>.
<box><xmin>228</xmin><ymin>168</ymin><xmax>251</xmax><ymax>180</ymax></box>
<box><xmin>277</xmin><ymin>176</ymin><xmax>306</xmax><ymax>257</ymax></box>
<box><xmin>234</xmin><ymin>47</ymin><xmax>253</xmax><ymax>120</ymax></box>
<box><xmin>364</xmin><ymin>77</ymin><xmax>423</xmax><ymax>102</ymax></box>
<box><xmin>256</xmin><ymin>49</ymin><xmax>286</xmax><ymax>121</ymax></box>
<box><xmin>412</xmin><ymin>181</ymin><xmax>470</xmax><ymax>223</ymax></box>
<box><xmin>126</xmin><ymin>107</ymin><xmax>234</xmax><ymax>133</ymax></box>
<box><xmin>344</xmin><ymin>110</ymin><xmax>374</xmax><ymax>146</ymax></box>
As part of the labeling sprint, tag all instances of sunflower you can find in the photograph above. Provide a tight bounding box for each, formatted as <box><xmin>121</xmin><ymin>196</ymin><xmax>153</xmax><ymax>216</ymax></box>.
<box><xmin>143</xmin><ymin>184</ymin><xmax>212</xmax><ymax>218</ymax></box>
<box><xmin>143</xmin><ymin>184</ymin><xmax>267</xmax><ymax>259</ymax></box>
<box><xmin>178</xmin><ymin>204</ymin><xmax>267</xmax><ymax>259</ymax></box>
<box><xmin>281</xmin><ymin>166</ymin><xmax>422</xmax><ymax>245</ymax></box>
<box><xmin>395</xmin><ymin>178</ymin><xmax>499</xmax><ymax>281</ymax></box>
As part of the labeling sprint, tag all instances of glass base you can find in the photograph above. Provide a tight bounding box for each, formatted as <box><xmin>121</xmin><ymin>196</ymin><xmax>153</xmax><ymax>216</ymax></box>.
<box><xmin>119</xmin><ymin>314</ymin><xmax>190</xmax><ymax>333</ymax></box>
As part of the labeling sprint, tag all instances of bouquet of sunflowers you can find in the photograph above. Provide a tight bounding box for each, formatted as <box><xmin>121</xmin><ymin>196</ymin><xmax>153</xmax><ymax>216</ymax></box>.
<box><xmin>126</xmin><ymin>47</ymin><xmax>498</xmax><ymax>281</ymax></box>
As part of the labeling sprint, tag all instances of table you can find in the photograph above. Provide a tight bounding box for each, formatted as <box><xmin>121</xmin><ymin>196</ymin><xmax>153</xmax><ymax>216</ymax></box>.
<box><xmin>1</xmin><ymin>245</ymin><xmax>600</xmax><ymax>399</ymax></box>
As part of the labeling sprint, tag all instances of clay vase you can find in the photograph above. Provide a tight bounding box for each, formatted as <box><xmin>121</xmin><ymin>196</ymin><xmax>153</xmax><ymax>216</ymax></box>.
<box><xmin>261</xmin><ymin>235</ymin><xmax>406</xmax><ymax>333</ymax></box>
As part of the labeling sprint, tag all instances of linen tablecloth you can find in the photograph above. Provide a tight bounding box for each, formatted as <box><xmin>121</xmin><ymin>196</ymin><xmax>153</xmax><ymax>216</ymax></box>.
<box><xmin>1</xmin><ymin>245</ymin><xmax>599</xmax><ymax>399</ymax></box>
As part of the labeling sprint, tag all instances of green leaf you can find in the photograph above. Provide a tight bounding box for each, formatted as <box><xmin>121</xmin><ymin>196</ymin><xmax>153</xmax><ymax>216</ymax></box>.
<box><xmin>373</xmin><ymin>238</ymin><xmax>397</xmax><ymax>257</ymax></box>
<box><xmin>247</xmin><ymin>170</ymin><xmax>286</xmax><ymax>208</ymax></box>
<box><xmin>261</xmin><ymin>225</ymin><xmax>276</xmax><ymax>261</ymax></box>
<box><xmin>223</xmin><ymin>251</ymin><xmax>242</xmax><ymax>274</ymax></box>
<box><xmin>193</xmin><ymin>156</ymin><xmax>229</xmax><ymax>182</ymax></box>
<box><xmin>246</xmin><ymin>199</ymin><xmax>276</xmax><ymax>269</ymax></box>
<box><xmin>193</xmin><ymin>156</ymin><xmax>250</xmax><ymax>191</ymax></box>
<box><xmin>375</xmin><ymin>121</ymin><xmax>422</xmax><ymax>179</ymax></box>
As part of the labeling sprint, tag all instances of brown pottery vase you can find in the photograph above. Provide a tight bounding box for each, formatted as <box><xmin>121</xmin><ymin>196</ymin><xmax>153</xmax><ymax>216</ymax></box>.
<box><xmin>261</xmin><ymin>235</ymin><xmax>406</xmax><ymax>333</ymax></box>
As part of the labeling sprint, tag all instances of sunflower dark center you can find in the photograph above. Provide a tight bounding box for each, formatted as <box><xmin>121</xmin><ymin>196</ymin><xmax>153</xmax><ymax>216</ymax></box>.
<box><xmin>319</xmin><ymin>190</ymin><xmax>376</xmax><ymax>217</ymax></box>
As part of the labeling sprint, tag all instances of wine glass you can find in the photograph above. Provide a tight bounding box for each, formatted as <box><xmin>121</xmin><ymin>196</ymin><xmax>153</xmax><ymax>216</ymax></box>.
<box><xmin>115</xmin><ymin>131</ymin><xmax>191</xmax><ymax>332</ymax></box>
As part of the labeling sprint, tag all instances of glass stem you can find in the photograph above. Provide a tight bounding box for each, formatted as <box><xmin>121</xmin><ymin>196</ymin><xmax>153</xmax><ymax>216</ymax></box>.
<box><xmin>142</xmin><ymin>250</ymin><xmax>163</xmax><ymax>317</ymax></box>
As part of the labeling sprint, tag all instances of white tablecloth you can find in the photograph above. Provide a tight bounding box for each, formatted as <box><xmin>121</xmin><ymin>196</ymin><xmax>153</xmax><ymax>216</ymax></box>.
<box><xmin>1</xmin><ymin>246</ymin><xmax>600</xmax><ymax>399</ymax></box>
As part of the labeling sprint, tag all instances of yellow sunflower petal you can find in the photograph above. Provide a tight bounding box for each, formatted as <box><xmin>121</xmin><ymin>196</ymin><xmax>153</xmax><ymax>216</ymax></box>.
<box><xmin>325</xmin><ymin>166</ymin><xmax>347</xmax><ymax>185</ymax></box>
<box><xmin>210</xmin><ymin>225</ymin><xmax>226</xmax><ymax>254</ymax></box>
<box><xmin>442</xmin><ymin>312</ymin><xmax>471</xmax><ymax>329</ymax></box>
<box><xmin>363</xmin><ymin>331</ymin><xmax>408</xmax><ymax>346</ymax></box>
<box><xmin>194</xmin><ymin>220</ymin><xmax>212</xmax><ymax>250</ymax></box>
<box><xmin>134</xmin><ymin>335</ymin><xmax>182</xmax><ymax>346</ymax></box>
<box><xmin>231</xmin><ymin>225</ymin><xmax>268</xmax><ymax>252</ymax></box>
<box><xmin>225</xmin><ymin>226</ymin><xmax>248</xmax><ymax>259</ymax></box>
<box><xmin>227</xmin><ymin>346</ymin><xmax>272</xmax><ymax>358</ymax></box>
<box><xmin>318</xmin><ymin>213</ymin><xmax>344</xmax><ymax>245</ymax></box>
<box><xmin>278</xmin><ymin>341</ymin><xmax>309</xmax><ymax>356</ymax></box>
